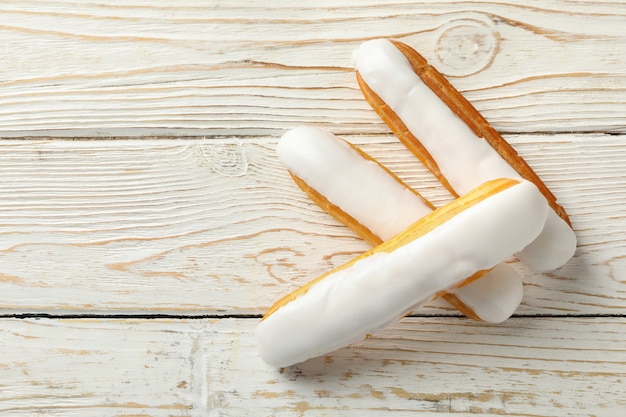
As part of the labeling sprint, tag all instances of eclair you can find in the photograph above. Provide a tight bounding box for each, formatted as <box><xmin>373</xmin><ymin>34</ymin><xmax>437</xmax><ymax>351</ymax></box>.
<box><xmin>256</xmin><ymin>177</ymin><xmax>549</xmax><ymax>367</ymax></box>
<box><xmin>277</xmin><ymin>125</ymin><xmax>523</xmax><ymax>323</ymax></box>
<box><xmin>354</xmin><ymin>39</ymin><xmax>577</xmax><ymax>271</ymax></box>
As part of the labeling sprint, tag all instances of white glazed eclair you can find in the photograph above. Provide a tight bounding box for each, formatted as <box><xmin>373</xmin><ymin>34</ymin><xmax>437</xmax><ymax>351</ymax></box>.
<box><xmin>256</xmin><ymin>177</ymin><xmax>549</xmax><ymax>367</ymax></box>
<box><xmin>277</xmin><ymin>125</ymin><xmax>522</xmax><ymax>323</ymax></box>
<box><xmin>354</xmin><ymin>39</ymin><xmax>576</xmax><ymax>271</ymax></box>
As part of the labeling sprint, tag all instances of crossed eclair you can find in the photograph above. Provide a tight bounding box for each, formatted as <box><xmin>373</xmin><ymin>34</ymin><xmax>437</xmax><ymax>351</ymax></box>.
<box><xmin>354</xmin><ymin>39</ymin><xmax>576</xmax><ymax>271</ymax></box>
<box><xmin>275</xmin><ymin>126</ymin><xmax>524</xmax><ymax>324</ymax></box>
<box><xmin>256</xmin><ymin>39</ymin><xmax>576</xmax><ymax>368</ymax></box>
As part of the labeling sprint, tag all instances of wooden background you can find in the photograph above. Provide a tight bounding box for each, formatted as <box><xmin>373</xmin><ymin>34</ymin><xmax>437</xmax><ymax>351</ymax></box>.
<box><xmin>1</xmin><ymin>1</ymin><xmax>625</xmax><ymax>415</ymax></box>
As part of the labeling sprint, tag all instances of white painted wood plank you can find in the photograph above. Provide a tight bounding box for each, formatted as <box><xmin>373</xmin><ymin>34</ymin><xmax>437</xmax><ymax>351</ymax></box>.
<box><xmin>0</xmin><ymin>0</ymin><xmax>624</xmax><ymax>137</ymax></box>
<box><xmin>0</xmin><ymin>134</ymin><xmax>624</xmax><ymax>315</ymax></box>
<box><xmin>1</xmin><ymin>317</ymin><xmax>624</xmax><ymax>416</ymax></box>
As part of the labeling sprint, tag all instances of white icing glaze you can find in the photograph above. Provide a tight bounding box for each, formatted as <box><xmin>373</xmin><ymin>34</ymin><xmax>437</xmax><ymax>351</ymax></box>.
<box><xmin>278</xmin><ymin>126</ymin><xmax>431</xmax><ymax>241</ymax></box>
<box><xmin>452</xmin><ymin>263</ymin><xmax>523</xmax><ymax>324</ymax></box>
<box><xmin>515</xmin><ymin>210</ymin><xmax>577</xmax><ymax>271</ymax></box>
<box><xmin>256</xmin><ymin>179</ymin><xmax>549</xmax><ymax>367</ymax></box>
<box><xmin>278</xmin><ymin>126</ymin><xmax>522</xmax><ymax>323</ymax></box>
<box><xmin>353</xmin><ymin>39</ymin><xmax>577</xmax><ymax>271</ymax></box>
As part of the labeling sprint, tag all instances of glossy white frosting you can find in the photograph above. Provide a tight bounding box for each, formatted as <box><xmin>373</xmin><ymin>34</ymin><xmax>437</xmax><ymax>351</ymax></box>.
<box><xmin>256</xmin><ymin>178</ymin><xmax>548</xmax><ymax>367</ymax></box>
<box><xmin>353</xmin><ymin>39</ymin><xmax>576</xmax><ymax>271</ymax></box>
<box><xmin>278</xmin><ymin>126</ymin><xmax>431</xmax><ymax>242</ymax></box>
<box><xmin>277</xmin><ymin>126</ymin><xmax>522</xmax><ymax>323</ymax></box>
<box><xmin>452</xmin><ymin>263</ymin><xmax>523</xmax><ymax>323</ymax></box>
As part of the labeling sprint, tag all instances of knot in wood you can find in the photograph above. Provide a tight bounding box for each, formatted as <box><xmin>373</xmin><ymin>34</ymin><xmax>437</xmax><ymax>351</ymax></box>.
<box><xmin>434</xmin><ymin>18</ymin><xmax>499</xmax><ymax>77</ymax></box>
<box><xmin>198</xmin><ymin>140</ymin><xmax>249</xmax><ymax>177</ymax></box>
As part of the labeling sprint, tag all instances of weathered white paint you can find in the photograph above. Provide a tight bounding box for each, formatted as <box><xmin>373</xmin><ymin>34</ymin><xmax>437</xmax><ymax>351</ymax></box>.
<box><xmin>1</xmin><ymin>317</ymin><xmax>625</xmax><ymax>416</ymax></box>
<box><xmin>0</xmin><ymin>135</ymin><xmax>624</xmax><ymax>315</ymax></box>
<box><xmin>0</xmin><ymin>0</ymin><xmax>624</xmax><ymax>137</ymax></box>
<box><xmin>1</xmin><ymin>1</ymin><xmax>625</xmax><ymax>415</ymax></box>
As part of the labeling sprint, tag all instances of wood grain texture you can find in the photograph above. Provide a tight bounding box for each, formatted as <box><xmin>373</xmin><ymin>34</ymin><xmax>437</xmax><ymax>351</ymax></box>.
<box><xmin>1</xmin><ymin>1</ymin><xmax>625</xmax><ymax>414</ymax></box>
<box><xmin>0</xmin><ymin>0</ymin><xmax>624</xmax><ymax>137</ymax></box>
<box><xmin>1</xmin><ymin>134</ymin><xmax>624</xmax><ymax>315</ymax></box>
<box><xmin>1</xmin><ymin>317</ymin><xmax>625</xmax><ymax>416</ymax></box>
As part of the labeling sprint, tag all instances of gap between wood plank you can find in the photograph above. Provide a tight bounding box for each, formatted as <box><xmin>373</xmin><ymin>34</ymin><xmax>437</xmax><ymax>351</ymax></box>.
<box><xmin>3</xmin><ymin>131</ymin><xmax>624</xmax><ymax>141</ymax></box>
<box><xmin>2</xmin><ymin>313</ymin><xmax>624</xmax><ymax>320</ymax></box>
